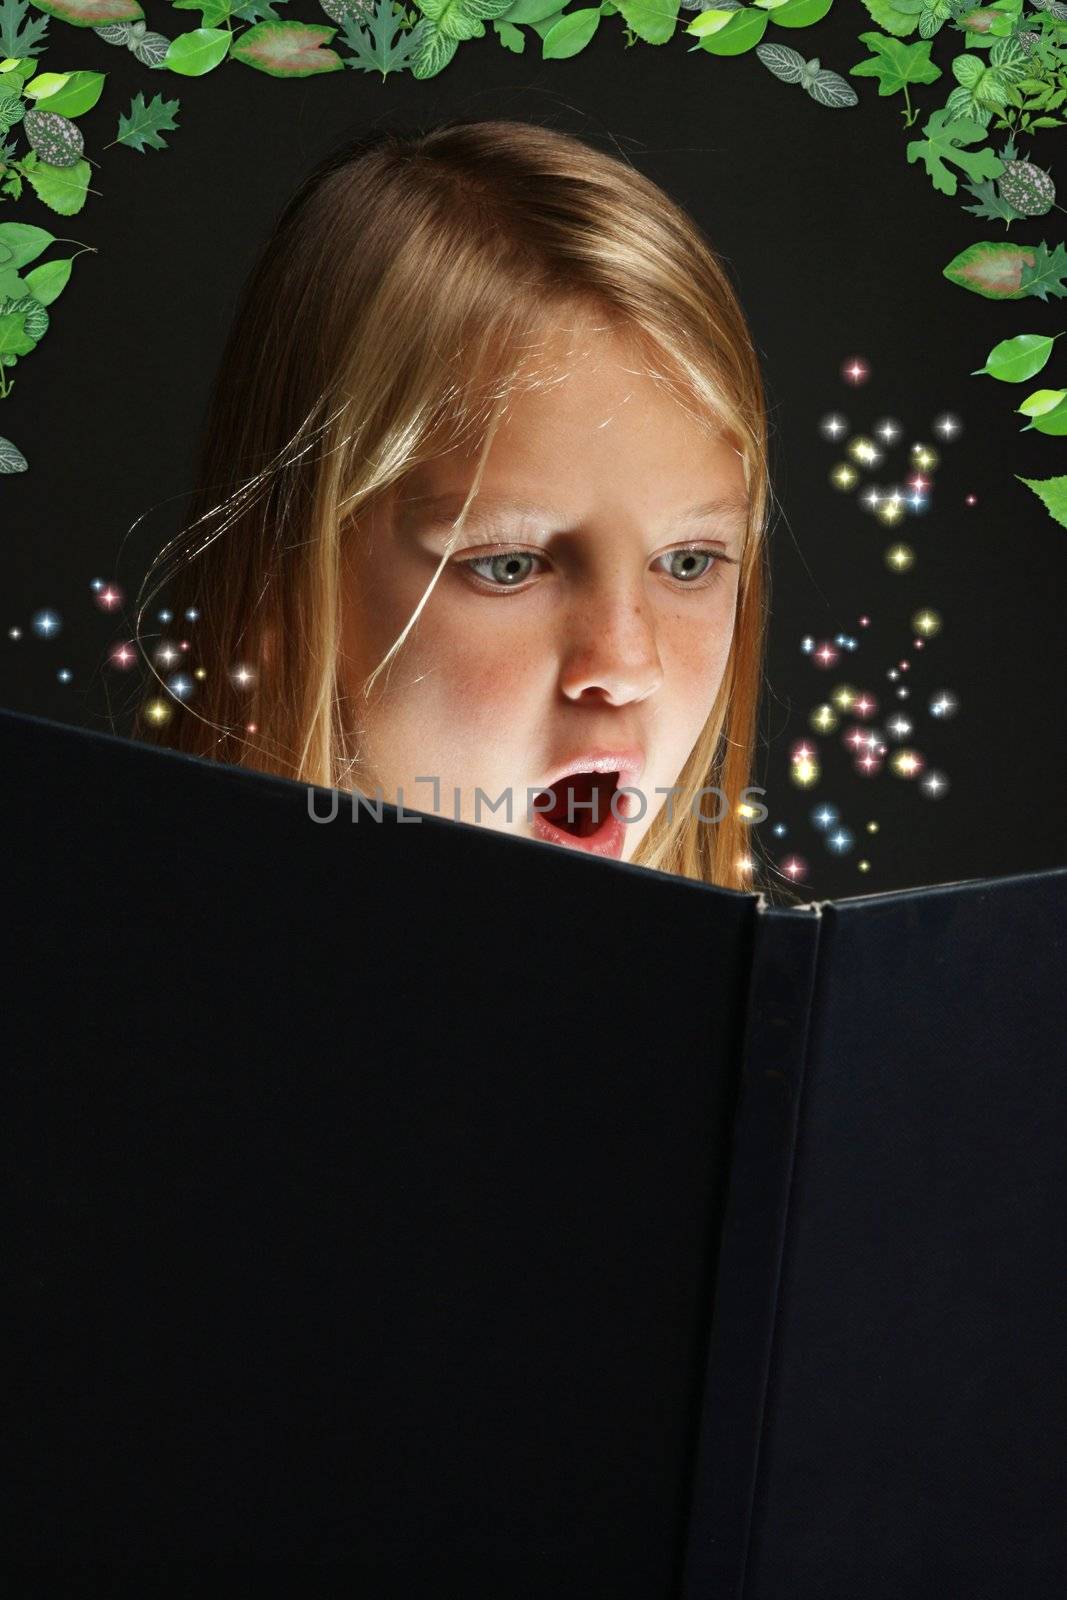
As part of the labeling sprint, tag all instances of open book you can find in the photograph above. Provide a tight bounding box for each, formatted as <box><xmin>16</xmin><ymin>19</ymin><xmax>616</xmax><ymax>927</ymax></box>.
<box><xmin>5</xmin><ymin>705</ymin><xmax>1064</xmax><ymax>1595</ymax></box>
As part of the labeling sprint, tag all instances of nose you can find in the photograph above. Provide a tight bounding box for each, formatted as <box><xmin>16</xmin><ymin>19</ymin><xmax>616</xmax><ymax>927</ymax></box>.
<box><xmin>558</xmin><ymin>584</ymin><xmax>664</xmax><ymax>706</ymax></box>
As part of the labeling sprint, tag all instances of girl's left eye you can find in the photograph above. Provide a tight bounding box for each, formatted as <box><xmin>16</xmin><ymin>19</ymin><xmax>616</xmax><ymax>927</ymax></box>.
<box><xmin>458</xmin><ymin>545</ymin><xmax>732</xmax><ymax>591</ymax></box>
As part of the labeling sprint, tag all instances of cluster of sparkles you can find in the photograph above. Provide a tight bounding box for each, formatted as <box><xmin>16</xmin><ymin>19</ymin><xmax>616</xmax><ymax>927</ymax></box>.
<box><xmin>764</xmin><ymin>364</ymin><xmax>964</xmax><ymax>889</ymax></box>
<box><xmin>4</xmin><ymin>580</ymin><xmax>258</xmax><ymax>727</ymax></box>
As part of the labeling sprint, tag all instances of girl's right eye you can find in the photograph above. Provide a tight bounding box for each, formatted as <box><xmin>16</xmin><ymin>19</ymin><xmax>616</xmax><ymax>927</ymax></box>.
<box><xmin>459</xmin><ymin>550</ymin><xmax>546</xmax><ymax>590</ymax></box>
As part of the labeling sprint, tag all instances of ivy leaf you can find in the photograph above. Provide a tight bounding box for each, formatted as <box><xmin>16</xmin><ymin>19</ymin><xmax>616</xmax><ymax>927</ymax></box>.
<box><xmin>1019</xmin><ymin>240</ymin><xmax>1067</xmax><ymax>302</ymax></box>
<box><xmin>1016</xmin><ymin>472</ymin><xmax>1067</xmax><ymax>529</ymax></box>
<box><xmin>231</xmin><ymin>0</ymin><xmax>290</xmax><ymax>17</ymax></box>
<box><xmin>0</xmin><ymin>0</ymin><xmax>50</xmax><ymax>58</ymax></box>
<box><xmin>905</xmin><ymin>107</ymin><xmax>1003</xmax><ymax>196</ymax></box>
<box><xmin>850</xmin><ymin>31</ymin><xmax>941</xmax><ymax>97</ymax></box>
<box><xmin>339</xmin><ymin>0</ymin><xmax>423</xmax><ymax>75</ymax></box>
<box><xmin>115</xmin><ymin>91</ymin><xmax>180</xmax><ymax>152</ymax></box>
<box><xmin>0</xmin><ymin>433</ymin><xmax>28</xmax><ymax>472</ymax></box>
<box><xmin>858</xmin><ymin>0</ymin><xmax>925</xmax><ymax>37</ymax></box>
<box><xmin>972</xmin><ymin>331</ymin><xmax>1062</xmax><ymax>382</ymax></box>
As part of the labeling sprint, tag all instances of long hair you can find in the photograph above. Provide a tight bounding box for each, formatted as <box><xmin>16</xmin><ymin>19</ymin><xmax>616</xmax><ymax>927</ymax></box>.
<box><xmin>131</xmin><ymin>117</ymin><xmax>775</xmax><ymax>892</ymax></box>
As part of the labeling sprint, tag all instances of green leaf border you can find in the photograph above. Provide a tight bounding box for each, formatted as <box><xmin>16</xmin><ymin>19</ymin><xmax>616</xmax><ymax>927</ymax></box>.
<box><xmin>0</xmin><ymin>0</ymin><xmax>1063</xmax><ymax>520</ymax></box>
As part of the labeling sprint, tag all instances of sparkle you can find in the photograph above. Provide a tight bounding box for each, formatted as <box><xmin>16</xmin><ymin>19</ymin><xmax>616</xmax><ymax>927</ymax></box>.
<box><xmin>780</xmin><ymin>855</ymin><xmax>809</xmax><ymax>880</ymax></box>
<box><xmin>910</xmin><ymin>443</ymin><xmax>939</xmax><ymax>472</ymax></box>
<box><xmin>932</xmin><ymin>413</ymin><xmax>961</xmax><ymax>439</ymax></box>
<box><xmin>231</xmin><ymin>663</ymin><xmax>256</xmax><ymax>688</ymax></box>
<box><xmin>887</xmin><ymin>714</ymin><xmax>912</xmax><ymax>739</ymax></box>
<box><xmin>31</xmin><ymin>609</ymin><xmax>62</xmax><ymax>638</ymax></box>
<box><xmin>57</xmin><ymin>667</ymin><xmax>72</xmax><ymax>684</ymax></box>
<box><xmin>167</xmin><ymin>673</ymin><xmax>194</xmax><ymax>700</ymax></box>
<box><xmin>772</xmin><ymin>822</ymin><xmax>788</xmax><ymax>838</ymax></box>
<box><xmin>814</xmin><ymin>641</ymin><xmax>840</xmax><ymax>668</ymax></box>
<box><xmin>874</xmin><ymin>417</ymin><xmax>902</xmax><ymax>444</ymax></box>
<box><xmin>858</xmin><ymin>616</ymin><xmax>870</xmax><ymax>628</ymax></box>
<box><xmin>886</xmin><ymin>542</ymin><xmax>915</xmax><ymax>571</ymax></box>
<box><xmin>109</xmin><ymin>642</ymin><xmax>136</xmax><ymax>669</ymax></box>
<box><xmin>911</xmin><ymin>608</ymin><xmax>942</xmax><ymax>638</ymax></box>
<box><xmin>246</xmin><ymin>722</ymin><xmax>258</xmax><ymax>734</ymax></box>
<box><xmin>90</xmin><ymin>578</ymin><xmax>104</xmax><ymax>593</ymax></box>
<box><xmin>801</xmin><ymin>635</ymin><xmax>816</xmax><ymax>654</ymax></box>
<box><xmin>811</xmin><ymin>804</ymin><xmax>839</xmax><ymax>830</ymax></box>
<box><xmin>737</xmin><ymin>855</ymin><xmax>754</xmax><ymax>874</ymax></box>
<box><xmin>737</xmin><ymin>800</ymin><xmax>762</xmax><ymax>821</ymax></box>
<box><xmin>890</xmin><ymin>748</ymin><xmax>925</xmax><ymax>778</ymax></box>
<box><xmin>852</xmin><ymin>693</ymin><xmax>878</xmax><ymax>719</ymax></box>
<box><xmin>194</xmin><ymin>666</ymin><xmax>207</xmax><ymax>680</ymax></box>
<box><xmin>920</xmin><ymin>769</ymin><xmax>950</xmax><ymax>798</ymax></box>
<box><xmin>94</xmin><ymin>584</ymin><xmax>123</xmax><ymax>612</ymax></box>
<box><xmin>848</xmin><ymin>435</ymin><xmax>882</xmax><ymax>467</ymax></box>
<box><xmin>142</xmin><ymin>697</ymin><xmax>172</xmax><ymax>725</ymax></box>
<box><xmin>855</xmin><ymin>750</ymin><xmax>883</xmax><ymax>775</ymax></box>
<box><xmin>8</xmin><ymin>625</ymin><xmax>22</xmax><ymax>640</ymax></box>
<box><xmin>866</xmin><ymin>821</ymin><xmax>879</xmax><ymax>833</ymax></box>
<box><xmin>820</xmin><ymin>413</ymin><xmax>849</xmax><ymax>440</ymax></box>
<box><xmin>810</xmin><ymin>703</ymin><xmax>839</xmax><ymax>734</ymax></box>
<box><xmin>831</xmin><ymin>684</ymin><xmax>857</xmax><ymax>711</ymax></box>
<box><xmin>831</xmin><ymin>462</ymin><xmax>860</xmax><ymax>491</ymax></box>
<box><xmin>842</xmin><ymin>357</ymin><xmax>870</xmax><ymax>386</ymax></box>
<box><xmin>857</xmin><ymin>860</ymin><xmax>871</xmax><ymax>873</ymax></box>
<box><xmin>159</xmin><ymin>609</ymin><xmax>173</xmax><ymax>624</ymax></box>
<box><xmin>929</xmin><ymin>690</ymin><xmax>959</xmax><ymax>719</ymax></box>
<box><xmin>185</xmin><ymin>607</ymin><xmax>200</xmax><ymax>622</ymax></box>
<box><xmin>827</xmin><ymin>827</ymin><xmax>855</xmax><ymax>855</ymax></box>
<box><xmin>876</xmin><ymin>492</ymin><xmax>906</xmax><ymax>525</ymax></box>
<box><xmin>155</xmin><ymin>641</ymin><xmax>181</xmax><ymax>668</ymax></box>
<box><xmin>861</xmin><ymin>487</ymin><xmax>883</xmax><ymax>511</ymax></box>
<box><xmin>896</xmin><ymin>687</ymin><xmax>910</xmax><ymax>699</ymax></box>
<box><xmin>791</xmin><ymin>755</ymin><xmax>819</xmax><ymax>788</ymax></box>
<box><xmin>964</xmin><ymin>493</ymin><xmax>977</xmax><ymax>507</ymax></box>
<box><xmin>887</xmin><ymin>669</ymin><xmax>899</xmax><ymax>681</ymax></box>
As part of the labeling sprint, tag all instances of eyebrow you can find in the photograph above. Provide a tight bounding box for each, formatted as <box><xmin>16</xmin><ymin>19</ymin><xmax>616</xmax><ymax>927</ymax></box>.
<box><xmin>396</xmin><ymin>491</ymin><xmax>750</xmax><ymax>536</ymax></box>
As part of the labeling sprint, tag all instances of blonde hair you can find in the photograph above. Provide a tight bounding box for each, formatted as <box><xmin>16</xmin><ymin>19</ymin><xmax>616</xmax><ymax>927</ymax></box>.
<box><xmin>132</xmin><ymin>117</ymin><xmax>775</xmax><ymax>892</ymax></box>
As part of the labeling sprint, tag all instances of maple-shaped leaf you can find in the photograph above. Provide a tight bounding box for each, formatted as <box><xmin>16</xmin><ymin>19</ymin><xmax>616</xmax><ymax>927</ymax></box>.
<box><xmin>1019</xmin><ymin>240</ymin><xmax>1067</xmax><ymax>302</ymax></box>
<box><xmin>960</xmin><ymin>176</ymin><xmax>1023</xmax><ymax>226</ymax></box>
<box><xmin>906</xmin><ymin>107</ymin><xmax>1004</xmax><ymax>196</ymax></box>
<box><xmin>339</xmin><ymin>0</ymin><xmax>421</xmax><ymax>76</ymax></box>
<box><xmin>850</xmin><ymin>30</ymin><xmax>941</xmax><ymax>97</ymax></box>
<box><xmin>0</xmin><ymin>0</ymin><xmax>50</xmax><ymax>57</ymax></box>
<box><xmin>115</xmin><ymin>91</ymin><xmax>180</xmax><ymax>153</ymax></box>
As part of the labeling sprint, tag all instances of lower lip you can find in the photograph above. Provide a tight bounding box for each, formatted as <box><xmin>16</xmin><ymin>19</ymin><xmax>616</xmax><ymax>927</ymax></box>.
<box><xmin>530</xmin><ymin>800</ymin><xmax>629</xmax><ymax>861</ymax></box>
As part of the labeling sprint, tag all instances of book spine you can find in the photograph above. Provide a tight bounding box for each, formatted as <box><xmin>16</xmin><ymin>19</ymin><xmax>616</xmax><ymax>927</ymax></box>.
<box><xmin>680</xmin><ymin>903</ymin><xmax>821</xmax><ymax>1599</ymax></box>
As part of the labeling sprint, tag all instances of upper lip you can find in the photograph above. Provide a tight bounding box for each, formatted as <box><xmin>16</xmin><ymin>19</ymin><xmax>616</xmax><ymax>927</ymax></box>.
<box><xmin>536</xmin><ymin>748</ymin><xmax>645</xmax><ymax>794</ymax></box>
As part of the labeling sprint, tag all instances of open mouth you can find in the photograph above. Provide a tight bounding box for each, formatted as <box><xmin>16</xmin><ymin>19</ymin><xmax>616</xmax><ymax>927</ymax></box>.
<box><xmin>533</xmin><ymin>770</ymin><xmax>623</xmax><ymax>839</ymax></box>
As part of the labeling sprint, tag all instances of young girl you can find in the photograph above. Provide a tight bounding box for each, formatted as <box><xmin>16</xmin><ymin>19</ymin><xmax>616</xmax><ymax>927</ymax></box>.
<box><xmin>132</xmin><ymin>117</ymin><xmax>773</xmax><ymax>891</ymax></box>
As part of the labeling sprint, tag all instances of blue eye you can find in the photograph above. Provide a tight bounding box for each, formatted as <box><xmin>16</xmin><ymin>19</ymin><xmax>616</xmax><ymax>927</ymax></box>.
<box><xmin>659</xmin><ymin>548</ymin><xmax>717</xmax><ymax>582</ymax></box>
<box><xmin>462</xmin><ymin>551</ymin><xmax>543</xmax><ymax>588</ymax></box>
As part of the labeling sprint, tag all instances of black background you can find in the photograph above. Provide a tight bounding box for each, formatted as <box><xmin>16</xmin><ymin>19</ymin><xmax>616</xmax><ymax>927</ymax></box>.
<box><xmin>2</xmin><ymin>0</ymin><xmax>1065</xmax><ymax>895</ymax></box>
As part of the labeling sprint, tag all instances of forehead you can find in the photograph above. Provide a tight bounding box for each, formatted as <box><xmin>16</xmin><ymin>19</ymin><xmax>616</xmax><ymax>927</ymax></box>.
<box><xmin>395</xmin><ymin>487</ymin><xmax>750</xmax><ymax>536</ymax></box>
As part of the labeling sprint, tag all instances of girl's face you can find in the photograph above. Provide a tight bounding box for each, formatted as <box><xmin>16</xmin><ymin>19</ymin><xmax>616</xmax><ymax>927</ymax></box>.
<box><xmin>339</xmin><ymin>324</ymin><xmax>748</xmax><ymax>864</ymax></box>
